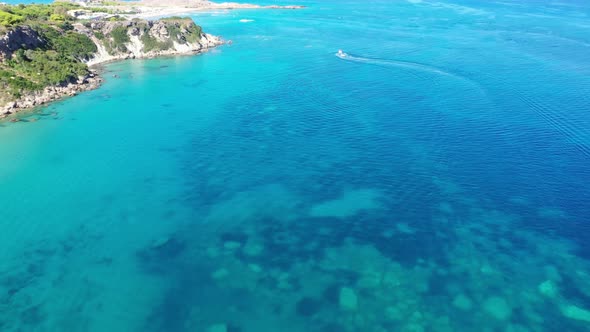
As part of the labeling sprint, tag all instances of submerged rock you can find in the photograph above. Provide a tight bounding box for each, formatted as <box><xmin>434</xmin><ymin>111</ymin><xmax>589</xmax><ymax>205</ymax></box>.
<box><xmin>248</xmin><ymin>263</ymin><xmax>262</xmax><ymax>273</ymax></box>
<box><xmin>385</xmin><ymin>306</ymin><xmax>403</xmax><ymax>321</ymax></box>
<box><xmin>561</xmin><ymin>304</ymin><xmax>590</xmax><ymax>322</ymax></box>
<box><xmin>538</xmin><ymin>280</ymin><xmax>558</xmax><ymax>298</ymax></box>
<box><xmin>404</xmin><ymin>323</ymin><xmax>425</xmax><ymax>332</ymax></box>
<box><xmin>483</xmin><ymin>296</ymin><xmax>512</xmax><ymax>320</ymax></box>
<box><xmin>310</xmin><ymin>188</ymin><xmax>382</xmax><ymax>218</ymax></box>
<box><xmin>207</xmin><ymin>323</ymin><xmax>227</xmax><ymax>332</ymax></box>
<box><xmin>357</xmin><ymin>272</ymin><xmax>381</xmax><ymax>289</ymax></box>
<box><xmin>206</xmin><ymin>246</ymin><xmax>220</xmax><ymax>257</ymax></box>
<box><xmin>151</xmin><ymin>236</ymin><xmax>171</xmax><ymax>248</ymax></box>
<box><xmin>339</xmin><ymin>287</ymin><xmax>358</xmax><ymax>311</ymax></box>
<box><xmin>146</xmin><ymin>236</ymin><xmax>184</xmax><ymax>257</ymax></box>
<box><xmin>243</xmin><ymin>242</ymin><xmax>264</xmax><ymax>256</ymax></box>
<box><xmin>452</xmin><ymin>294</ymin><xmax>473</xmax><ymax>311</ymax></box>
<box><xmin>212</xmin><ymin>268</ymin><xmax>229</xmax><ymax>280</ymax></box>
<box><xmin>223</xmin><ymin>241</ymin><xmax>241</xmax><ymax>250</ymax></box>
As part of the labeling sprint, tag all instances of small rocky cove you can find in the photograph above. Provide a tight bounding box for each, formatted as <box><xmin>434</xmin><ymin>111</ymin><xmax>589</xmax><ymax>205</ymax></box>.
<box><xmin>1</xmin><ymin>18</ymin><xmax>222</xmax><ymax>119</ymax></box>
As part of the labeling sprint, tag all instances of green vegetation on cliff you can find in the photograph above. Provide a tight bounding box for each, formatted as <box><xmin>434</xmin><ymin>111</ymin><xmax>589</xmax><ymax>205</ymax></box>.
<box><xmin>7</xmin><ymin>25</ymin><xmax>97</xmax><ymax>83</ymax></box>
<box><xmin>0</xmin><ymin>25</ymin><xmax>97</xmax><ymax>99</ymax></box>
<box><xmin>163</xmin><ymin>17</ymin><xmax>203</xmax><ymax>44</ymax></box>
<box><xmin>141</xmin><ymin>32</ymin><xmax>173</xmax><ymax>52</ymax></box>
<box><xmin>0</xmin><ymin>3</ymin><xmax>80</xmax><ymax>27</ymax></box>
<box><xmin>0</xmin><ymin>3</ymin><xmax>100</xmax><ymax>101</ymax></box>
<box><xmin>0</xmin><ymin>11</ymin><xmax>24</xmax><ymax>27</ymax></box>
<box><xmin>0</xmin><ymin>3</ymin><xmax>208</xmax><ymax>108</ymax></box>
<box><xmin>107</xmin><ymin>25</ymin><xmax>130</xmax><ymax>52</ymax></box>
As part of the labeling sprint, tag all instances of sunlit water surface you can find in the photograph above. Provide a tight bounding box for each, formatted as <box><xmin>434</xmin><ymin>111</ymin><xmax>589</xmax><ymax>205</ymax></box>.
<box><xmin>1</xmin><ymin>0</ymin><xmax>590</xmax><ymax>331</ymax></box>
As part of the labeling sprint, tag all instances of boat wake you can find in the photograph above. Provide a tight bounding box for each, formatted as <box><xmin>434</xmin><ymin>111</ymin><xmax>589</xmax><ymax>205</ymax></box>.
<box><xmin>335</xmin><ymin>51</ymin><xmax>590</xmax><ymax>159</ymax></box>
<box><xmin>336</xmin><ymin>51</ymin><xmax>488</xmax><ymax>96</ymax></box>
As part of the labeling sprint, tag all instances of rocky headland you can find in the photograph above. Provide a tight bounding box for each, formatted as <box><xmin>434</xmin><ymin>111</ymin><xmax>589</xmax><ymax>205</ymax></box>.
<box><xmin>0</xmin><ymin>0</ymin><xmax>304</xmax><ymax>120</ymax></box>
<box><xmin>80</xmin><ymin>19</ymin><xmax>222</xmax><ymax>66</ymax></box>
<box><xmin>0</xmin><ymin>12</ymin><xmax>223</xmax><ymax>119</ymax></box>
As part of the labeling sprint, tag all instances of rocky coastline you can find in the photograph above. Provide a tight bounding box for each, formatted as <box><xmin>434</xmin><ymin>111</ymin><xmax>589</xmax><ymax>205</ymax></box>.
<box><xmin>1</xmin><ymin>20</ymin><xmax>223</xmax><ymax>120</ymax></box>
<box><xmin>1</xmin><ymin>72</ymin><xmax>103</xmax><ymax>120</ymax></box>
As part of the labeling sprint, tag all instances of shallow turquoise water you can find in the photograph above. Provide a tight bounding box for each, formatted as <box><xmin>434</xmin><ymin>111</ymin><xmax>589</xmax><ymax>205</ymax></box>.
<box><xmin>1</xmin><ymin>0</ymin><xmax>590</xmax><ymax>331</ymax></box>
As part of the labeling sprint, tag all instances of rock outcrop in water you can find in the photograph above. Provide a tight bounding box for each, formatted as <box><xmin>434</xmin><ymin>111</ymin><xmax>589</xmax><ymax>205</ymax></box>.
<box><xmin>1</xmin><ymin>17</ymin><xmax>222</xmax><ymax>119</ymax></box>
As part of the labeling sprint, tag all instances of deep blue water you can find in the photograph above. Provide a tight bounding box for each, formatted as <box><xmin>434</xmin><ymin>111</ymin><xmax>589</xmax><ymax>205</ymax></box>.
<box><xmin>1</xmin><ymin>0</ymin><xmax>590</xmax><ymax>331</ymax></box>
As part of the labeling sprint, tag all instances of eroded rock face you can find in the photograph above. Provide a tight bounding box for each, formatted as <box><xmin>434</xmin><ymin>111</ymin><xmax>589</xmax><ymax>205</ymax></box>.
<box><xmin>151</xmin><ymin>21</ymin><xmax>170</xmax><ymax>40</ymax></box>
<box><xmin>79</xmin><ymin>19</ymin><xmax>223</xmax><ymax>66</ymax></box>
<box><xmin>0</xmin><ymin>26</ymin><xmax>46</xmax><ymax>60</ymax></box>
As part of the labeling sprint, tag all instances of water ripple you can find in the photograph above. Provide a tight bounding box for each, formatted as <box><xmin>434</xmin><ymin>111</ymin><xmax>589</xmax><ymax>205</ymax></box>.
<box><xmin>336</xmin><ymin>52</ymin><xmax>489</xmax><ymax>97</ymax></box>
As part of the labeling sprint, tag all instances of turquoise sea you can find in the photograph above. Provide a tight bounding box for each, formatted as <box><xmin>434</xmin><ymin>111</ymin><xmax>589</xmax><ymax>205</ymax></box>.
<box><xmin>2</xmin><ymin>0</ymin><xmax>590</xmax><ymax>331</ymax></box>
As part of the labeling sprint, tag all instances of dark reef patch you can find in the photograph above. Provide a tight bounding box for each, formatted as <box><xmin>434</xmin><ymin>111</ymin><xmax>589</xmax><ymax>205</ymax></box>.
<box><xmin>295</xmin><ymin>297</ymin><xmax>322</xmax><ymax>317</ymax></box>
